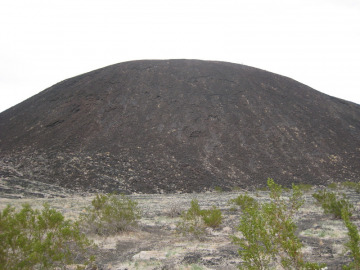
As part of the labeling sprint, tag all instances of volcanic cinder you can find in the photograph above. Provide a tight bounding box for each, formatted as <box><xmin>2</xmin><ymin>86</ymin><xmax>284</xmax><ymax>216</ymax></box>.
<box><xmin>1</xmin><ymin>60</ymin><xmax>359</xmax><ymax>196</ymax></box>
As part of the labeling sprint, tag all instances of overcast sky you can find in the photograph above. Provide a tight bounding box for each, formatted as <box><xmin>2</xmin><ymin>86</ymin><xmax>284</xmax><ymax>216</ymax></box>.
<box><xmin>1</xmin><ymin>0</ymin><xmax>359</xmax><ymax>112</ymax></box>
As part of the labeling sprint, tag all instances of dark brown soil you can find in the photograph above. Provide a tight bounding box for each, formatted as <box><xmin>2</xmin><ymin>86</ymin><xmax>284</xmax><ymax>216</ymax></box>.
<box><xmin>0</xmin><ymin>60</ymin><xmax>359</xmax><ymax>195</ymax></box>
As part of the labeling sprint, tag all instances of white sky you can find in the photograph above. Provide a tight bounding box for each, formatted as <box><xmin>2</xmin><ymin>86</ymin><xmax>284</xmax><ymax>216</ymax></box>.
<box><xmin>1</xmin><ymin>0</ymin><xmax>360</xmax><ymax>112</ymax></box>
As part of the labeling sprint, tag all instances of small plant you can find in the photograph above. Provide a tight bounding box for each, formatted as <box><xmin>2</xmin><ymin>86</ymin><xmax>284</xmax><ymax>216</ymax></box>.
<box><xmin>314</xmin><ymin>190</ymin><xmax>360</xmax><ymax>269</ymax></box>
<box><xmin>342</xmin><ymin>207</ymin><xmax>360</xmax><ymax>270</ymax></box>
<box><xmin>81</xmin><ymin>193</ymin><xmax>141</xmax><ymax>235</ymax></box>
<box><xmin>0</xmin><ymin>203</ymin><xmax>93</xmax><ymax>270</ymax></box>
<box><xmin>176</xmin><ymin>199</ymin><xmax>222</xmax><ymax>239</ymax></box>
<box><xmin>214</xmin><ymin>186</ymin><xmax>223</xmax><ymax>193</ymax></box>
<box><xmin>177</xmin><ymin>199</ymin><xmax>206</xmax><ymax>239</ymax></box>
<box><xmin>229</xmin><ymin>193</ymin><xmax>257</xmax><ymax>209</ymax></box>
<box><xmin>312</xmin><ymin>190</ymin><xmax>354</xmax><ymax>219</ymax></box>
<box><xmin>231</xmin><ymin>178</ymin><xmax>325</xmax><ymax>270</ymax></box>
<box><xmin>201</xmin><ymin>206</ymin><xmax>222</xmax><ymax>228</ymax></box>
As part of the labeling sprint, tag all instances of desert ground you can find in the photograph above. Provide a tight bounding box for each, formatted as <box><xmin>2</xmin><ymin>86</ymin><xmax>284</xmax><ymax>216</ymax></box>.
<box><xmin>1</xmin><ymin>185</ymin><xmax>359</xmax><ymax>270</ymax></box>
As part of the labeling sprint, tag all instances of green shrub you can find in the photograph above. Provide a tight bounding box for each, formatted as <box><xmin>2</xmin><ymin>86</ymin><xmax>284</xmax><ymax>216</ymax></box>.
<box><xmin>201</xmin><ymin>206</ymin><xmax>222</xmax><ymax>229</ymax></box>
<box><xmin>0</xmin><ymin>203</ymin><xmax>93</xmax><ymax>270</ymax></box>
<box><xmin>313</xmin><ymin>189</ymin><xmax>360</xmax><ymax>269</ymax></box>
<box><xmin>81</xmin><ymin>193</ymin><xmax>141</xmax><ymax>235</ymax></box>
<box><xmin>231</xmin><ymin>178</ymin><xmax>325</xmax><ymax>270</ymax></box>
<box><xmin>229</xmin><ymin>193</ymin><xmax>257</xmax><ymax>209</ymax></box>
<box><xmin>177</xmin><ymin>199</ymin><xmax>206</xmax><ymax>239</ymax></box>
<box><xmin>176</xmin><ymin>199</ymin><xmax>222</xmax><ymax>239</ymax></box>
<box><xmin>312</xmin><ymin>190</ymin><xmax>354</xmax><ymax>219</ymax></box>
<box><xmin>214</xmin><ymin>186</ymin><xmax>223</xmax><ymax>193</ymax></box>
<box><xmin>342</xmin><ymin>207</ymin><xmax>360</xmax><ymax>270</ymax></box>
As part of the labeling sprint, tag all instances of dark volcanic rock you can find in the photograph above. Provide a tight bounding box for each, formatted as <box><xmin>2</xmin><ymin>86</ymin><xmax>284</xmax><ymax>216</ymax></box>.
<box><xmin>1</xmin><ymin>59</ymin><xmax>359</xmax><ymax>195</ymax></box>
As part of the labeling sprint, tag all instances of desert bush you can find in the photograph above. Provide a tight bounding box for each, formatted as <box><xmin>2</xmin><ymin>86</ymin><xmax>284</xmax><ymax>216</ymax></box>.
<box><xmin>176</xmin><ymin>199</ymin><xmax>222</xmax><ymax>239</ymax></box>
<box><xmin>81</xmin><ymin>193</ymin><xmax>141</xmax><ymax>235</ymax></box>
<box><xmin>201</xmin><ymin>206</ymin><xmax>222</xmax><ymax>228</ymax></box>
<box><xmin>177</xmin><ymin>199</ymin><xmax>206</xmax><ymax>239</ymax></box>
<box><xmin>312</xmin><ymin>189</ymin><xmax>354</xmax><ymax>219</ymax></box>
<box><xmin>231</xmin><ymin>178</ymin><xmax>325</xmax><ymax>270</ymax></box>
<box><xmin>229</xmin><ymin>193</ymin><xmax>257</xmax><ymax>209</ymax></box>
<box><xmin>342</xmin><ymin>207</ymin><xmax>360</xmax><ymax>270</ymax></box>
<box><xmin>314</xmin><ymin>190</ymin><xmax>360</xmax><ymax>269</ymax></box>
<box><xmin>0</xmin><ymin>203</ymin><xmax>93</xmax><ymax>270</ymax></box>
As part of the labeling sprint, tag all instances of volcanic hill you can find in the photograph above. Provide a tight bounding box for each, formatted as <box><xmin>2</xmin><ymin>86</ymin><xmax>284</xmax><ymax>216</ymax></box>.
<box><xmin>1</xmin><ymin>60</ymin><xmax>359</xmax><ymax>197</ymax></box>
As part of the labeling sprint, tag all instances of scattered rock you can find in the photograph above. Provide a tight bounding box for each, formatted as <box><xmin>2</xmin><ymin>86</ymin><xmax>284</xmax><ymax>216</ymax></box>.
<box><xmin>1</xmin><ymin>60</ymin><xmax>359</xmax><ymax>196</ymax></box>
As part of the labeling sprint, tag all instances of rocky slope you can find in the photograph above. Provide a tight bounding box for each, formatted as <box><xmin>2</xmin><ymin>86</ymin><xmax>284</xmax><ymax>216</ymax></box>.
<box><xmin>1</xmin><ymin>60</ymin><xmax>359</xmax><ymax>195</ymax></box>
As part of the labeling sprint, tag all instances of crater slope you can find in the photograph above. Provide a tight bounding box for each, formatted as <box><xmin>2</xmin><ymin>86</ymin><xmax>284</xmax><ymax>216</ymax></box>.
<box><xmin>1</xmin><ymin>60</ymin><xmax>359</xmax><ymax>196</ymax></box>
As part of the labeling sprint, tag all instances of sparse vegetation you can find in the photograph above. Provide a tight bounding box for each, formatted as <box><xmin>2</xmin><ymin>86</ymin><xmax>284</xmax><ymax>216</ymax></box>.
<box><xmin>177</xmin><ymin>199</ymin><xmax>206</xmax><ymax>239</ymax></box>
<box><xmin>0</xmin><ymin>203</ymin><xmax>93</xmax><ymax>270</ymax></box>
<box><xmin>342</xmin><ymin>181</ymin><xmax>360</xmax><ymax>194</ymax></box>
<box><xmin>342</xmin><ymin>207</ymin><xmax>360</xmax><ymax>270</ymax></box>
<box><xmin>166</xmin><ymin>204</ymin><xmax>182</xmax><ymax>218</ymax></box>
<box><xmin>231</xmin><ymin>178</ymin><xmax>325</xmax><ymax>269</ymax></box>
<box><xmin>313</xmin><ymin>190</ymin><xmax>360</xmax><ymax>269</ymax></box>
<box><xmin>229</xmin><ymin>192</ymin><xmax>257</xmax><ymax>209</ymax></box>
<box><xmin>1</xmin><ymin>179</ymin><xmax>360</xmax><ymax>269</ymax></box>
<box><xmin>176</xmin><ymin>199</ymin><xmax>222</xmax><ymax>239</ymax></box>
<box><xmin>297</xmin><ymin>183</ymin><xmax>313</xmax><ymax>192</ymax></box>
<box><xmin>80</xmin><ymin>193</ymin><xmax>141</xmax><ymax>235</ymax></box>
<box><xmin>312</xmin><ymin>189</ymin><xmax>354</xmax><ymax>219</ymax></box>
<box><xmin>201</xmin><ymin>205</ymin><xmax>222</xmax><ymax>228</ymax></box>
<box><xmin>326</xmin><ymin>181</ymin><xmax>360</xmax><ymax>193</ymax></box>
